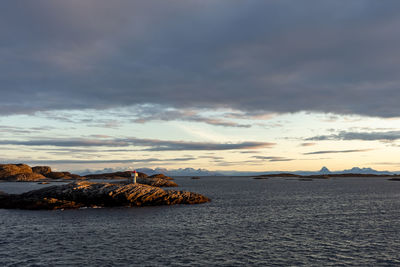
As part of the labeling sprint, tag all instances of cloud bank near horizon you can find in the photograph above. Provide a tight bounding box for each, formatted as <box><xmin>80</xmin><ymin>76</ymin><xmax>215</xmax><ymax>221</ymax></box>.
<box><xmin>1</xmin><ymin>1</ymin><xmax>400</xmax><ymax>117</ymax></box>
<box><xmin>0</xmin><ymin>137</ymin><xmax>275</xmax><ymax>151</ymax></box>
<box><xmin>308</xmin><ymin>131</ymin><xmax>400</xmax><ymax>141</ymax></box>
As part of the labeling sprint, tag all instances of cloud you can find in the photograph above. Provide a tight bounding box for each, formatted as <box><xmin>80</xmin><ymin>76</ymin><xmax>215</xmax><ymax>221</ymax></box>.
<box><xmin>238</xmin><ymin>150</ymin><xmax>261</xmax><ymax>154</ymax></box>
<box><xmin>1</xmin><ymin>1</ymin><xmax>400</xmax><ymax>117</ymax></box>
<box><xmin>0</xmin><ymin>137</ymin><xmax>275</xmax><ymax>151</ymax></box>
<box><xmin>214</xmin><ymin>160</ymin><xmax>265</xmax><ymax>167</ymax></box>
<box><xmin>10</xmin><ymin>157</ymin><xmax>196</xmax><ymax>165</ymax></box>
<box><xmin>300</xmin><ymin>142</ymin><xmax>316</xmax><ymax>147</ymax></box>
<box><xmin>303</xmin><ymin>149</ymin><xmax>373</xmax><ymax>155</ymax></box>
<box><xmin>252</xmin><ymin>156</ymin><xmax>294</xmax><ymax>162</ymax></box>
<box><xmin>0</xmin><ymin>125</ymin><xmax>54</xmax><ymax>135</ymax></box>
<box><xmin>132</xmin><ymin>108</ymin><xmax>251</xmax><ymax>128</ymax></box>
<box><xmin>307</xmin><ymin>131</ymin><xmax>400</xmax><ymax>141</ymax></box>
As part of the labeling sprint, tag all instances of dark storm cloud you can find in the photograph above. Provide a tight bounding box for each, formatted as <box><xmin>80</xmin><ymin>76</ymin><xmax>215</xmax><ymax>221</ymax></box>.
<box><xmin>0</xmin><ymin>137</ymin><xmax>275</xmax><ymax>151</ymax></box>
<box><xmin>303</xmin><ymin>149</ymin><xmax>372</xmax><ymax>155</ymax></box>
<box><xmin>2</xmin><ymin>1</ymin><xmax>400</xmax><ymax>117</ymax></box>
<box><xmin>308</xmin><ymin>131</ymin><xmax>400</xmax><ymax>141</ymax></box>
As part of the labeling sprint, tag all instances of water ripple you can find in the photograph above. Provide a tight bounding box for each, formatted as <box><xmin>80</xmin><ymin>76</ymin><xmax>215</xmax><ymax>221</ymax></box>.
<box><xmin>1</xmin><ymin>177</ymin><xmax>400</xmax><ymax>266</ymax></box>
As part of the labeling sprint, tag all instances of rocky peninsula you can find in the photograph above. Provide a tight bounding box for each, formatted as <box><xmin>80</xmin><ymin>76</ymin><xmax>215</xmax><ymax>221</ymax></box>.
<box><xmin>0</xmin><ymin>181</ymin><xmax>210</xmax><ymax>210</ymax></box>
<box><xmin>0</xmin><ymin>163</ymin><xmax>210</xmax><ymax>209</ymax></box>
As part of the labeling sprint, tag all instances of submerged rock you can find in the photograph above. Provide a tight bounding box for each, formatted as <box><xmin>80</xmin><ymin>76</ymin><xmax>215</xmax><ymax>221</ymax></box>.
<box><xmin>0</xmin><ymin>181</ymin><xmax>210</xmax><ymax>210</ymax></box>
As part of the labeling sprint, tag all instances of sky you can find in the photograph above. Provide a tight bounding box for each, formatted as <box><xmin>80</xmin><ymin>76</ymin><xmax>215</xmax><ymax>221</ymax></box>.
<box><xmin>1</xmin><ymin>0</ymin><xmax>400</xmax><ymax>172</ymax></box>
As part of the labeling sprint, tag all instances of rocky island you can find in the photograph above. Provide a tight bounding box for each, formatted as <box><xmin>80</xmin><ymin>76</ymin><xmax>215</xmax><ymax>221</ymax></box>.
<box><xmin>0</xmin><ymin>163</ymin><xmax>83</xmax><ymax>181</ymax></box>
<box><xmin>0</xmin><ymin>164</ymin><xmax>210</xmax><ymax>210</ymax></box>
<box><xmin>0</xmin><ymin>181</ymin><xmax>210</xmax><ymax>210</ymax></box>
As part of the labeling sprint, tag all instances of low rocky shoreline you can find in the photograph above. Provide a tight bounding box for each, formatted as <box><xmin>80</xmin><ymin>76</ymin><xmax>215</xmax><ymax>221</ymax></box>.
<box><xmin>0</xmin><ymin>163</ymin><xmax>210</xmax><ymax>210</ymax></box>
<box><xmin>0</xmin><ymin>181</ymin><xmax>210</xmax><ymax>210</ymax></box>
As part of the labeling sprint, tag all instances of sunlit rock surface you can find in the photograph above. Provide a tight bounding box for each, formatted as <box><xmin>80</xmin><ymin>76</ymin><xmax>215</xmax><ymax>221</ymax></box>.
<box><xmin>136</xmin><ymin>177</ymin><xmax>178</xmax><ymax>187</ymax></box>
<box><xmin>0</xmin><ymin>181</ymin><xmax>210</xmax><ymax>210</ymax></box>
<box><xmin>0</xmin><ymin>164</ymin><xmax>84</xmax><ymax>181</ymax></box>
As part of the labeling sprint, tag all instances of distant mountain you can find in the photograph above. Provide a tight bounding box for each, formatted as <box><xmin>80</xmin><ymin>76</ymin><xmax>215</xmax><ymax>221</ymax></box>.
<box><xmin>75</xmin><ymin>166</ymin><xmax>399</xmax><ymax>177</ymax></box>
<box><xmin>339</xmin><ymin>167</ymin><xmax>393</xmax><ymax>175</ymax></box>
<box><xmin>219</xmin><ymin>166</ymin><xmax>400</xmax><ymax>176</ymax></box>
<box><xmin>165</xmin><ymin>168</ymin><xmax>223</xmax><ymax>176</ymax></box>
<box><xmin>319</xmin><ymin>166</ymin><xmax>331</xmax><ymax>174</ymax></box>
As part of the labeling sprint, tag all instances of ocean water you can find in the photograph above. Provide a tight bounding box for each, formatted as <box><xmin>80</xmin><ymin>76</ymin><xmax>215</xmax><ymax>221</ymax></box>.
<box><xmin>1</xmin><ymin>177</ymin><xmax>400</xmax><ymax>266</ymax></box>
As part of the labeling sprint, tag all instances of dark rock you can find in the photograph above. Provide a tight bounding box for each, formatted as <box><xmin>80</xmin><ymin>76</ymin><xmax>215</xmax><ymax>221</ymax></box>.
<box><xmin>255</xmin><ymin>173</ymin><xmax>300</xmax><ymax>178</ymax></box>
<box><xmin>0</xmin><ymin>181</ymin><xmax>210</xmax><ymax>210</ymax></box>
<box><xmin>298</xmin><ymin>178</ymin><xmax>313</xmax><ymax>181</ymax></box>
<box><xmin>68</xmin><ymin>174</ymin><xmax>84</xmax><ymax>180</ymax></box>
<box><xmin>46</xmin><ymin>172</ymin><xmax>67</xmax><ymax>179</ymax></box>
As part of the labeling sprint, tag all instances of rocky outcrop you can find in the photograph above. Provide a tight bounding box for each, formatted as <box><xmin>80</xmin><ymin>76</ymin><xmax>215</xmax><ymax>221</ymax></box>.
<box><xmin>85</xmin><ymin>171</ymin><xmax>148</xmax><ymax>179</ymax></box>
<box><xmin>0</xmin><ymin>181</ymin><xmax>210</xmax><ymax>210</ymax></box>
<box><xmin>136</xmin><ymin>177</ymin><xmax>178</xmax><ymax>187</ymax></box>
<box><xmin>12</xmin><ymin>173</ymin><xmax>46</xmax><ymax>181</ymax></box>
<box><xmin>0</xmin><ymin>164</ymin><xmax>84</xmax><ymax>181</ymax></box>
<box><xmin>46</xmin><ymin>171</ymin><xmax>83</xmax><ymax>180</ymax></box>
<box><xmin>32</xmin><ymin>166</ymin><xmax>52</xmax><ymax>175</ymax></box>
<box><xmin>45</xmin><ymin>171</ymin><xmax>65</xmax><ymax>179</ymax></box>
<box><xmin>0</xmin><ymin>164</ymin><xmax>33</xmax><ymax>179</ymax></box>
<box><xmin>148</xmin><ymin>174</ymin><xmax>174</xmax><ymax>180</ymax></box>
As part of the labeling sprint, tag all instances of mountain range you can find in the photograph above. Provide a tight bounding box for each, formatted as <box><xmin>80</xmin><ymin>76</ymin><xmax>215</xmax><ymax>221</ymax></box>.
<box><xmin>77</xmin><ymin>166</ymin><xmax>399</xmax><ymax>176</ymax></box>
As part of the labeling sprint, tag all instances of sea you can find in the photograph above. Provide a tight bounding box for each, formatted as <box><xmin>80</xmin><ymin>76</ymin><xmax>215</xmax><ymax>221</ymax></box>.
<box><xmin>1</xmin><ymin>176</ymin><xmax>400</xmax><ymax>266</ymax></box>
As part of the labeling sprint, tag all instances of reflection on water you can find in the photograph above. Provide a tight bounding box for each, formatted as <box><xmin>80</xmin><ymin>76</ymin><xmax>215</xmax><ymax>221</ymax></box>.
<box><xmin>1</xmin><ymin>177</ymin><xmax>400</xmax><ymax>266</ymax></box>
